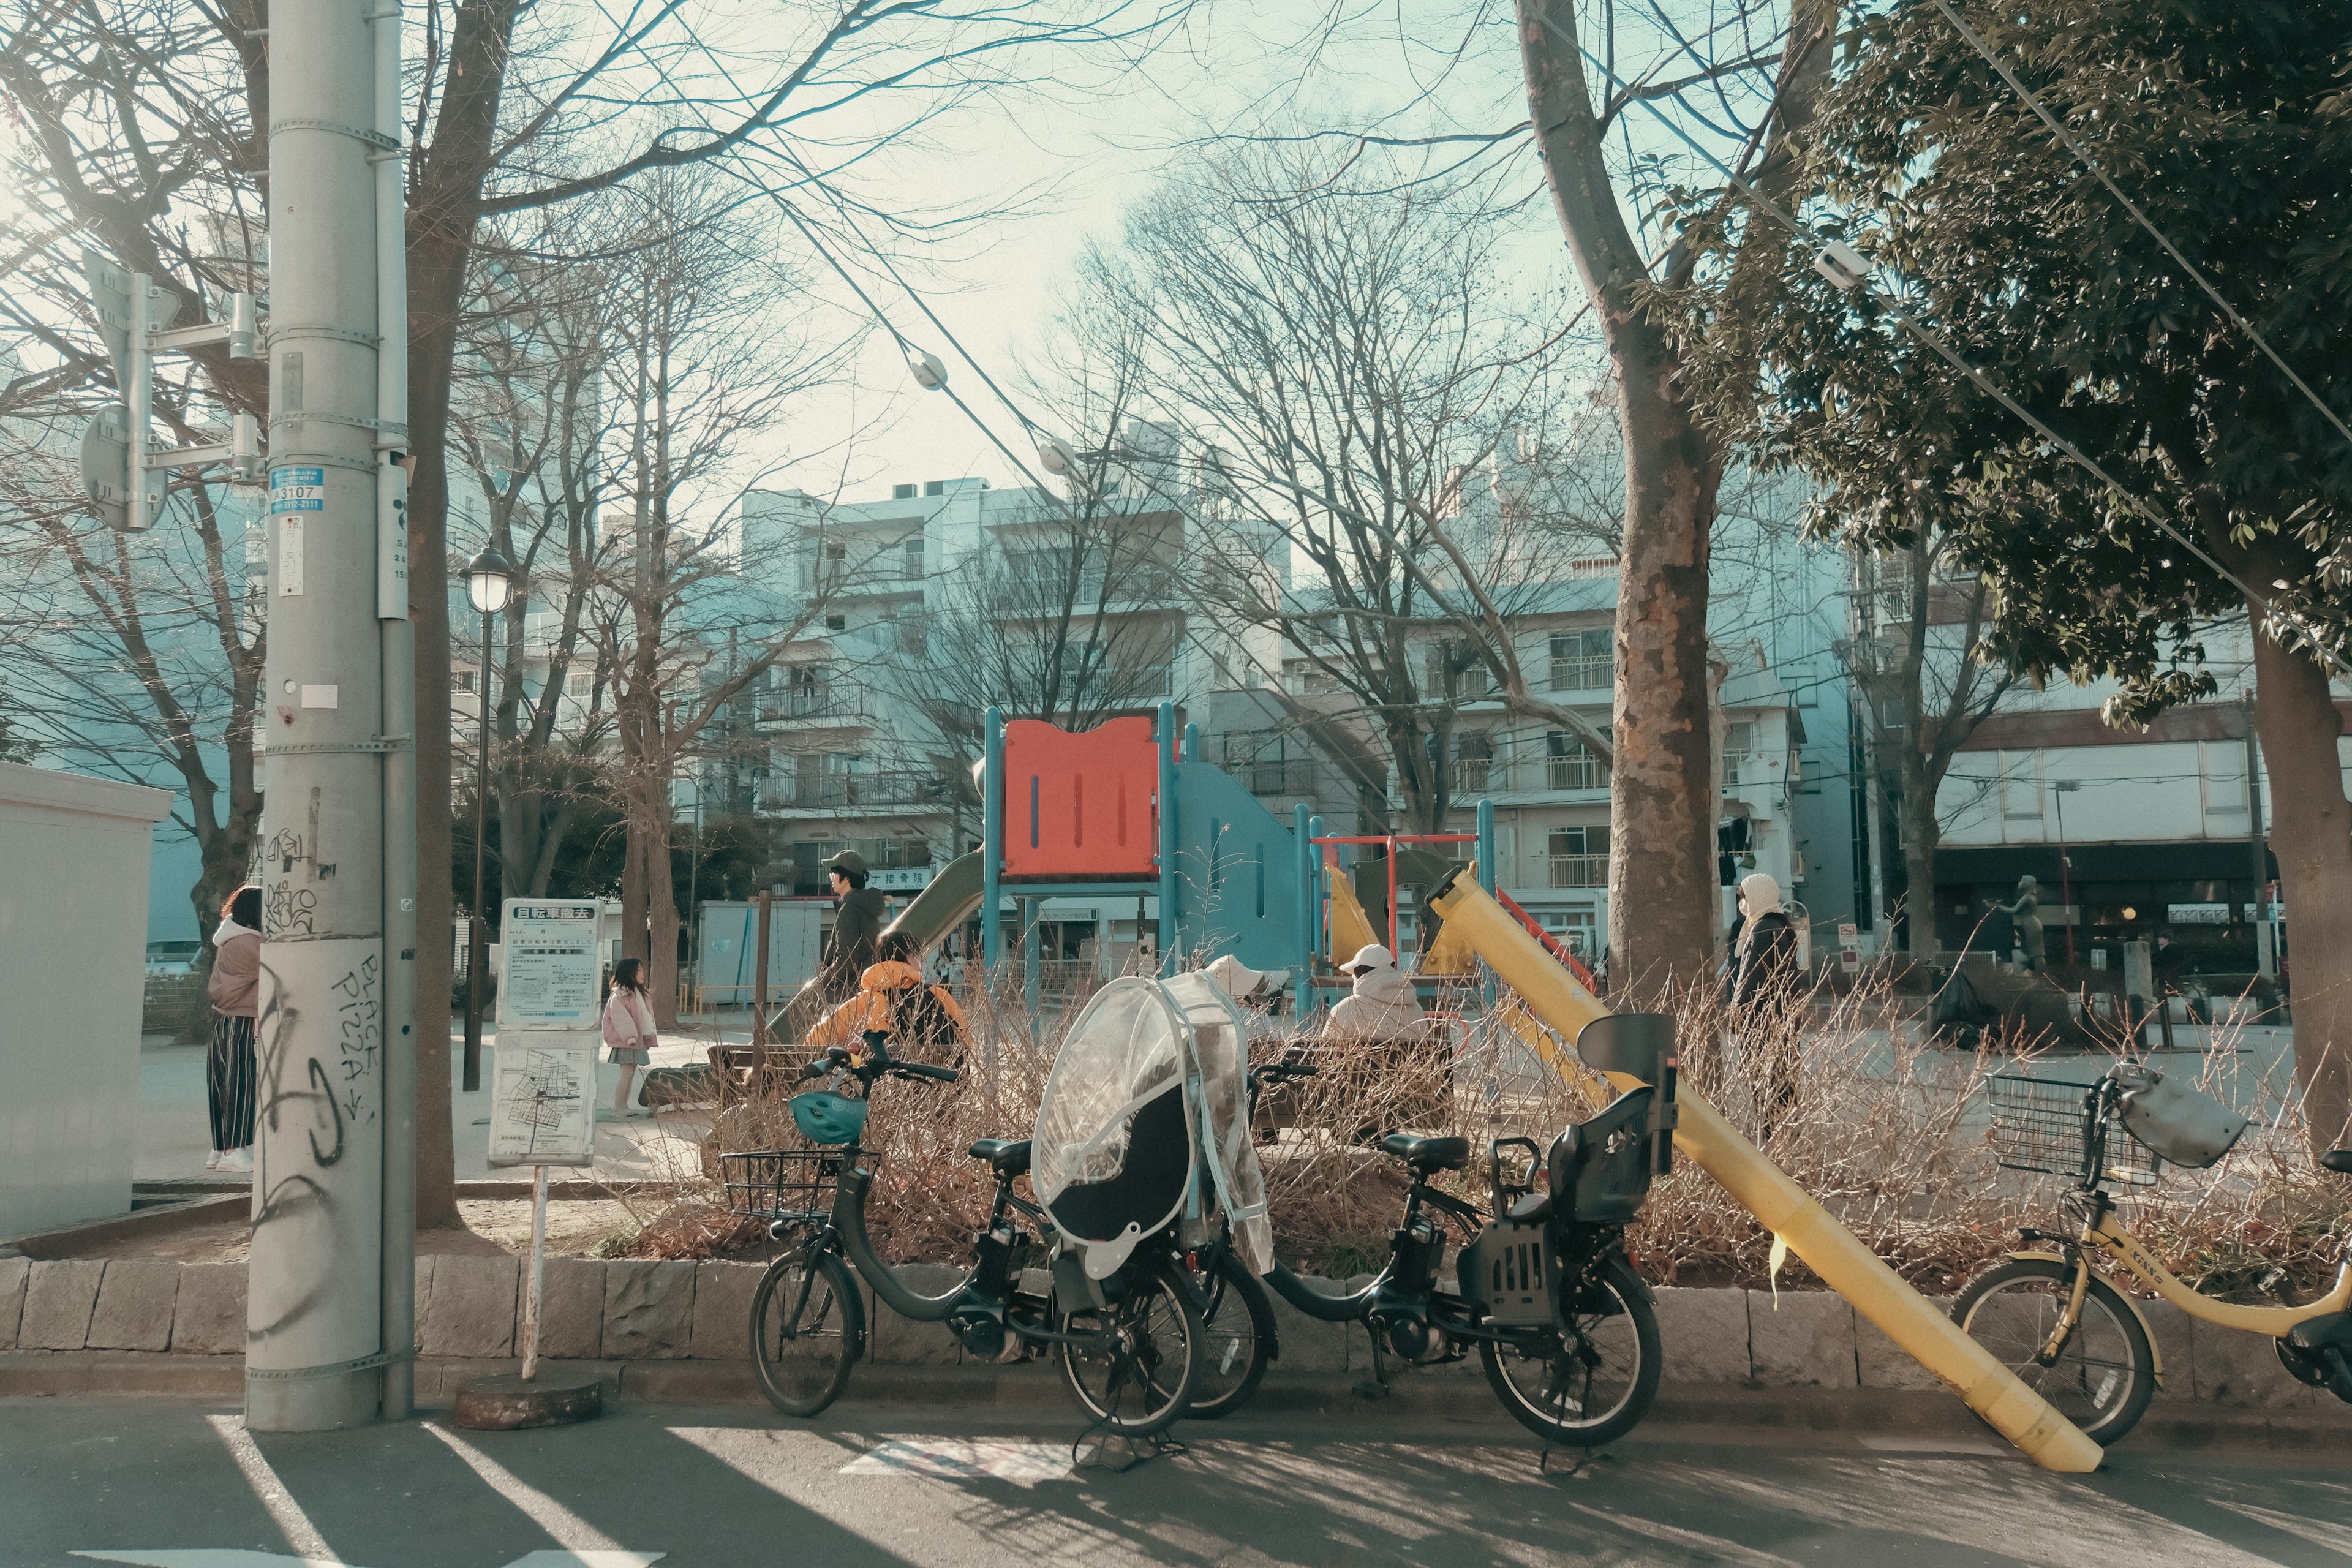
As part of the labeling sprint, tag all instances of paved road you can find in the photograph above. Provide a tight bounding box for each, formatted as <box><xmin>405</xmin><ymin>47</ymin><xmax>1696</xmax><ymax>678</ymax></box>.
<box><xmin>5</xmin><ymin>1398</ymin><xmax>2348</xmax><ymax>1568</ymax></box>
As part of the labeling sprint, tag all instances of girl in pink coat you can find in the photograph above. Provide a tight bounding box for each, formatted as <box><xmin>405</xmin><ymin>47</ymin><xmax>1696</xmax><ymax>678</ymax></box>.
<box><xmin>600</xmin><ymin>958</ymin><xmax>657</xmax><ymax>1119</ymax></box>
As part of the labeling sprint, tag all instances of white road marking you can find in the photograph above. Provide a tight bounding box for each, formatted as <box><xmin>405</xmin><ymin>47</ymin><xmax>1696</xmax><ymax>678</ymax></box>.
<box><xmin>75</xmin><ymin>1554</ymin><xmax>342</xmax><ymax>1568</ymax></box>
<box><xmin>203</xmin><ymin>1415</ymin><xmax>341</xmax><ymax>1562</ymax></box>
<box><xmin>420</xmin><ymin>1423</ymin><xmax>661</xmax><ymax>1565</ymax></box>
<box><xmin>839</xmin><ymin>1438</ymin><xmax>1074</xmax><ymax>1487</ymax></box>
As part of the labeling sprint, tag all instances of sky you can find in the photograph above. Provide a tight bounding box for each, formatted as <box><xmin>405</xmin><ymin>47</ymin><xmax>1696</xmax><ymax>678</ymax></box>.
<box><xmin>733</xmin><ymin>0</ymin><xmax>1569</xmax><ymax>507</ymax></box>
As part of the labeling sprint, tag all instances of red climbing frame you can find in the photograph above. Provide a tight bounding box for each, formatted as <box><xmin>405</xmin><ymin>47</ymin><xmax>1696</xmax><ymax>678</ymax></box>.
<box><xmin>999</xmin><ymin>715</ymin><xmax>1161</xmax><ymax>880</ymax></box>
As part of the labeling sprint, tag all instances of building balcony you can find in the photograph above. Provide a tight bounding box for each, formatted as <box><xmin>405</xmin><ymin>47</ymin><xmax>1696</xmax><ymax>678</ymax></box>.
<box><xmin>1444</xmin><ymin>755</ymin><xmax>1607</xmax><ymax>798</ymax></box>
<box><xmin>758</xmin><ymin>770</ymin><xmax>951</xmax><ymax>813</ymax></box>
<box><xmin>1547</xmin><ymin>853</ymin><xmax>1607</xmax><ymax>889</ymax></box>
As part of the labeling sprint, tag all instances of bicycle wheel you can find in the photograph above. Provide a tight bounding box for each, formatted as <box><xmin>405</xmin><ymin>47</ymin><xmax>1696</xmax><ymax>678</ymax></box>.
<box><xmin>1951</xmin><ymin>1257</ymin><xmax>2154</xmax><ymax>1446</ymax></box>
<box><xmin>1480</xmin><ymin>1251</ymin><xmax>1660</xmax><ymax>1446</ymax></box>
<box><xmin>1186</xmin><ymin>1250</ymin><xmax>1275</xmax><ymax>1420</ymax></box>
<box><xmin>749</xmin><ymin>1245</ymin><xmax>864</xmax><ymax>1418</ymax></box>
<box><xmin>1057</xmin><ymin>1256</ymin><xmax>1202</xmax><ymax>1438</ymax></box>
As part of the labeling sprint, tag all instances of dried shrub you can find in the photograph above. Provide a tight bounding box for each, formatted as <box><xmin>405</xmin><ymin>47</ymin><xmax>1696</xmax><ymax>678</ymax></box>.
<box><xmin>684</xmin><ymin>963</ymin><xmax>2346</xmax><ymax>1300</ymax></box>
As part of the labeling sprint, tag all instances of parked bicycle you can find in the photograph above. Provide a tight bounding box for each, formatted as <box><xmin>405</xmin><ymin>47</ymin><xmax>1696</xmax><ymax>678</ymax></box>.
<box><xmin>1262</xmin><ymin>1014</ymin><xmax>1677</xmax><ymax>1446</ymax></box>
<box><xmin>726</xmin><ymin>1032</ymin><xmax>1207</xmax><ymax>1438</ymax></box>
<box><xmin>1954</xmin><ymin>1063</ymin><xmax>2352</xmax><ymax>1445</ymax></box>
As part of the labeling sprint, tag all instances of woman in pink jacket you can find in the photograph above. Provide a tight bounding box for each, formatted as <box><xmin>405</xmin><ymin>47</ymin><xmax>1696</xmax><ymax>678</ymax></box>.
<box><xmin>600</xmin><ymin>957</ymin><xmax>658</xmax><ymax>1120</ymax></box>
<box><xmin>205</xmin><ymin>885</ymin><xmax>263</xmax><ymax>1172</ymax></box>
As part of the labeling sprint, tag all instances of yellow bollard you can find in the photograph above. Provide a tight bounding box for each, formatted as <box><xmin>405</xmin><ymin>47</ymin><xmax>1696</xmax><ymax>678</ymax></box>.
<box><xmin>1428</xmin><ymin>874</ymin><xmax>2103</xmax><ymax>1474</ymax></box>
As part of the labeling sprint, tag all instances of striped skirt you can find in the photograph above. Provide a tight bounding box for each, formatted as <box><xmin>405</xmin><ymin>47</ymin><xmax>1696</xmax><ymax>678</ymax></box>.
<box><xmin>208</xmin><ymin>1012</ymin><xmax>258</xmax><ymax>1150</ymax></box>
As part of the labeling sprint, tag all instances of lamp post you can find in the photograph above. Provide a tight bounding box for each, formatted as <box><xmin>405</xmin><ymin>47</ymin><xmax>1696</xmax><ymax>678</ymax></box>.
<box><xmin>464</xmin><ymin>543</ymin><xmax>515</xmax><ymax>1091</ymax></box>
<box><xmin>2053</xmin><ymin>780</ymin><xmax>2082</xmax><ymax>965</ymax></box>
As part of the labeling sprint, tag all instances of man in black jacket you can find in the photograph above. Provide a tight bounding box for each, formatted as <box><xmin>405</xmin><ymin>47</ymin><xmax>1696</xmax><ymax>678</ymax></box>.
<box><xmin>820</xmin><ymin>850</ymin><xmax>889</xmax><ymax>1003</ymax></box>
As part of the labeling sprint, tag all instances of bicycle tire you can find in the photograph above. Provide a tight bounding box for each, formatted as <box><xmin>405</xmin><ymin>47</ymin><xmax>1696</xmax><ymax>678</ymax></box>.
<box><xmin>749</xmin><ymin>1245</ymin><xmax>865</xmax><ymax>1418</ymax></box>
<box><xmin>1186</xmin><ymin>1251</ymin><xmax>1275</xmax><ymax>1420</ymax></box>
<box><xmin>1951</xmin><ymin>1257</ymin><xmax>2155</xmax><ymax>1446</ymax></box>
<box><xmin>1479</xmin><ymin>1251</ymin><xmax>1660</xmax><ymax>1446</ymax></box>
<box><xmin>1057</xmin><ymin>1255</ymin><xmax>1203</xmax><ymax>1438</ymax></box>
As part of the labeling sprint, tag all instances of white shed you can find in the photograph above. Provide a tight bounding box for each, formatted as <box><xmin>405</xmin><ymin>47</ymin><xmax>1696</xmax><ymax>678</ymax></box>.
<box><xmin>0</xmin><ymin>762</ymin><xmax>173</xmax><ymax>1237</ymax></box>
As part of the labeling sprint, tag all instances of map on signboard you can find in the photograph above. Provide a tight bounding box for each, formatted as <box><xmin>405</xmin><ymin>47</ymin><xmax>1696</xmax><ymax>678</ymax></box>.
<box><xmin>486</xmin><ymin>1035</ymin><xmax>597</xmax><ymax>1168</ymax></box>
<box><xmin>498</xmin><ymin>897</ymin><xmax>602</xmax><ymax>1027</ymax></box>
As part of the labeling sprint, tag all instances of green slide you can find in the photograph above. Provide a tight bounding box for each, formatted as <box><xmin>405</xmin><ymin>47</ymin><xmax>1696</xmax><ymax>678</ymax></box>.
<box><xmin>881</xmin><ymin>849</ymin><xmax>986</xmax><ymax>952</ymax></box>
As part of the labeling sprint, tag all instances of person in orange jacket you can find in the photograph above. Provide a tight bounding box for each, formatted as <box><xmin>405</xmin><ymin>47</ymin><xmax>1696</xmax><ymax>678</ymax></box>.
<box><xmin>805</xmin><ymin>930</ymin><xmax>968</xmax><ymax>1059</ymax></box>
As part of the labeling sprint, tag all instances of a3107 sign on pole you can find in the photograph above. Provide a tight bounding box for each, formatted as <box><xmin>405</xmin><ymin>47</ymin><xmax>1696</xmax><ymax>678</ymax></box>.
<box><xmin>239</xmin><ymin>0</ymin><xmax>418</xmax><ymax>1432</ymax></box>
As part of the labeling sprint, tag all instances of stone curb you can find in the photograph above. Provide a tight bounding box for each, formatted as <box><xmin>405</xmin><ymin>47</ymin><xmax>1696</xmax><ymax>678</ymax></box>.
<box><xmin>5</xmin><ymin>1254</ymin><xmax>2342</xmax><ymax>1415</ymax></box>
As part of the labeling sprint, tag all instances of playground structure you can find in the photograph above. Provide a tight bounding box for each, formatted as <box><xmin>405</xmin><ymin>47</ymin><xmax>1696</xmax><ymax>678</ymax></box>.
<box><xmin>782</xmin><ymin>705</ymin><xmax>2110</xmax><ymax>1468</ymax></box>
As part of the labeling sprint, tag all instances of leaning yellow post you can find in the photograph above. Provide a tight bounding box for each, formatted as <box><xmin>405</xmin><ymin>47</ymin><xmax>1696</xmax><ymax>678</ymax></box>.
<box><xmin>1428</xmin><ymin>873</ymin><xmax>2105</xmax><ymax>1474</ymax></box>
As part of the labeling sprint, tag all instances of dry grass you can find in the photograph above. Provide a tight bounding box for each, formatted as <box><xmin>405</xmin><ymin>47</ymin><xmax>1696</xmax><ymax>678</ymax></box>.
<box><xmin>683</xmin><ymin>966</ymin><xmax>2350</xmax><ymax>1302</ymax></box>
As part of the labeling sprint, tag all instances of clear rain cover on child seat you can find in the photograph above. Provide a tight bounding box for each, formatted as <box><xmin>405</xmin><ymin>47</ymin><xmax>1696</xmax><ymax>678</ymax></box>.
<box><xmin>1030</xmin><ymin>974</ymin><xmax>1273</xmax><ymax>1277</ymax></box>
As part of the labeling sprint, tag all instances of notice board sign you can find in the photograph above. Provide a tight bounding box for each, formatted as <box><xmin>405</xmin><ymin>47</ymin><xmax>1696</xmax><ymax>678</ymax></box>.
<box><xmin>499</xmin><ymin>898</ymin><xmax>602</xmax><ymax>1028</ymax></box>
<box><xmin>486</xmin><ymin>1034</ymin><xmax>597</xmax><ymax>1168</ymax></box>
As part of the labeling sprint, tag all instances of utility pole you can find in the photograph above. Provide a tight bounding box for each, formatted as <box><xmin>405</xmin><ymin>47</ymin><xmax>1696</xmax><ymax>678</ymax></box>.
<box><xmin>249</xmin><ymin>0</ymin><xmax>409</xmax><ymax>1431</ymax></box>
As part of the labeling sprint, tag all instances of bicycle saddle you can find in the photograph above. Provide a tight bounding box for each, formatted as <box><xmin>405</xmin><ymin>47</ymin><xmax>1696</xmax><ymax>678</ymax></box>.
<box><xmin>2322</xmin><ymin>1149</ymin><xmax>2352</xmax><ymax>1176</ymax></box>
<box><xmin>1381</xmin><ymin>1133</ymin><xmax>1469</xmax><ymax>1172</ymax></box>
<box><xmin>967</xmin><ymin>1138</ymin><xmax>1032</xmax><ymax>1176</ymax></box>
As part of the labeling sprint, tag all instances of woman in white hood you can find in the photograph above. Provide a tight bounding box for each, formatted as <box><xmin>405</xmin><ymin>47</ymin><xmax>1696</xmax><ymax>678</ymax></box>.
<box><xmin>1326</xmin><ymin>944</ymin><xmax>1424</xmax><ymax>1039</ymax></box>
<box><xmin>1725</xmin><ymin>872</ymin><xmax>1803</xmax><ymax>1134</ymax></box>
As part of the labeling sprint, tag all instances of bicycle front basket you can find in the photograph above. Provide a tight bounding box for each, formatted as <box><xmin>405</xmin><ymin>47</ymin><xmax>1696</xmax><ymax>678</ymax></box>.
<box><xmin>1983</xmin><ymin>1074</ymin><xmax>2159</xmax><ymax>1187</ymax></box>
<box><xmin>720</xmin><ymin>1149</ymin><xmax>842</xmax><ymax>1220</ymax></box>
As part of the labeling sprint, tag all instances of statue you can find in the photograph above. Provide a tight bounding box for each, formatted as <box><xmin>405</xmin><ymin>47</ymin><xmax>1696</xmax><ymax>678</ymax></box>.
<box><xmin>1986</xmin><ymin>875</ymin><xmax>2046</xmax><ymax>971</ymax></box>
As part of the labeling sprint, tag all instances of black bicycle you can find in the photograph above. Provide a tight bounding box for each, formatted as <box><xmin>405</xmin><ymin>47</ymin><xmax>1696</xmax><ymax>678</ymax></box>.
<box><xmin>730</xmin><ymin>1035</ymin><xmax>1205</xmax><ymax>1437</ymax></box>
<box><xmin>1261</xmin><ymin>1015</ymin><xmax>1674</xmax><ymax>1446</ymax></box>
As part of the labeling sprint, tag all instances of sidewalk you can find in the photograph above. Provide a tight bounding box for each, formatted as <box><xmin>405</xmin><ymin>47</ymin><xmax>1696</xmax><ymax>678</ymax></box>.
<box><xmin>138</xmin><ymin>1016</ymin><xmax>762</xmax><ymax>1186</ymax></box>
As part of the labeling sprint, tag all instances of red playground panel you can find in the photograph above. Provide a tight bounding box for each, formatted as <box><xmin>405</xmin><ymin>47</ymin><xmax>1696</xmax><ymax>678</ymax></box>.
<box><xmin>1001</xmin><ymin>715</ymin><xmax>1160</xmax><ymax>879</ymax></box>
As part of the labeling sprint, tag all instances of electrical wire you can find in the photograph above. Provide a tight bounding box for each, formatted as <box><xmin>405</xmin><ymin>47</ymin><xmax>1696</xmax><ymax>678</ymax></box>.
<box><xmin>1924</xmin><ymin>0</ymin><xmax>2352</xmax><ymax>462</ymax></box>
<box><xmin>1529</xmin><ymin>7</ymin><xmax>2352</xmax><ymax>682</ymax></box>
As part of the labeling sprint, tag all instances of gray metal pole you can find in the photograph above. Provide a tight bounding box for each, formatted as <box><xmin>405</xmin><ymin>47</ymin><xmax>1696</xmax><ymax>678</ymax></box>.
<box><xmin>2244</xmin><ymin>693</ymin><xmax>2274</xmax><ymax>978</ymax></box>
<box><xmin>253</xmin><ymin>0</ymin><xmax>390</xmax><ymax>1431</ymax></box>
<box><xmin>465</xmin><ymin>604</ymin><xmax>492</xmax><ymax>1089</ymax></box>
<box><xmin>374</xmin><ymin>0</ymin><xmax>417</xmax><ymax>1423</ymax></box>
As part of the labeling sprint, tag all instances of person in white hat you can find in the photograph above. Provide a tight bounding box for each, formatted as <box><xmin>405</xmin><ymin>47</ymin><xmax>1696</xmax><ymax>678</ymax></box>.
<box><xmin>1204</xmin><ymin>953</ymin><xmax>1287</xmax><ymax>1041</ymax></box>
<box><xmin>1726</xmin><ymin>872</ymin><xmax>1803</xmax><ymax>1134</ymax></box>
<box><xmin>1326</xmin><ymin>943</ymin><xmax>1423</xmax><ymax>1039</ymax></box>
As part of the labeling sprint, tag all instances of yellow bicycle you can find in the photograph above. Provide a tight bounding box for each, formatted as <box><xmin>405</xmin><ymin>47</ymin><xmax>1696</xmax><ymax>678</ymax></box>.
<box><xmin>1953</xmin><ymin>1067</ymin><xmax>2352</xmax><ymax>1445</ymax></box>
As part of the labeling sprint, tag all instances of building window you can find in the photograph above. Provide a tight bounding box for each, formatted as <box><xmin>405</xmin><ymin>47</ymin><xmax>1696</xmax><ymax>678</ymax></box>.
<box><xmin>1796</xmin><ymin>756</ymin><xmax>1822</xmax><ymax>794</ymax></box>
<box><xmin>903</xmin><ymin>536</ymin><xmax>925</xmax><ymax>578</ymax></box>
<box><xmin>1548</xmin><ymin>630</ymin><xmax>1610</xmax><ymax>691</ymax></box>
<box><xmin>1724</xmin><ymin>720</ymin><xmax>1754</xmax><ymax>789</ymax></box>
<box><xmin>1547</xmin><ymin>826</ymin><xmax>1608</xmax><ymax>888</ymax></box>
<box><xmin>451</xmin><ymin>668</ymin><xmax>476</xmax><ymax>693</ymax></box>
<box><xmin>1546</xmin><ymin>733</ymin><xmax>1602</xmax><ymax>791</ymax></box>
<box><xmin>567</xmin><ymin>671</ymin><xmax>592</xmax><ymax>696</ymax></box>
<box><xmin>825</xmin><ymin>613</ymin><xmax>846</xmax><ymax>631</ymax></box>
<box><xmin>892</xmin><ymin>483</ymin><xmax>916</xmax><ymax>499</ymax></box>
<box><xmin>924</xmin><ymin>480</ymin><xmax>945</xmax><ymax>497</ymax></box>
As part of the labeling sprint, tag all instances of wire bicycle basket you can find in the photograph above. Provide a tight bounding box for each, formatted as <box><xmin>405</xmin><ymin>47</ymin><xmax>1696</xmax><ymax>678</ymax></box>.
<box><xmin>1984</xmin><ymin>1074</ymin><xmax>2161</xmax><ymax>1188</ymax></box>
<box><xmin>719</xmin><ymin>1149</ymin><xmax>844</xmax><ymax>1221</ymax></box>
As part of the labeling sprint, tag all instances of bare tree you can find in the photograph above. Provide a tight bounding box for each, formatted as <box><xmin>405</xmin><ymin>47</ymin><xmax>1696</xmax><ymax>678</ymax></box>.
<box><xmin>1514</xmin><ymin>0</ymin><xmax>1838</xmax><ymax>996</ymax></box>
<box><xmin>1070</xmin><ymin>144</ymin><xmax>1614</xmax><ymax>832</ymax></box>
<box><xmin>589</xmin><ymin>174</ymin><xmax>852</xmax><ymax>1025</ymax></box>
<box><xmin>1841</xmin><ymin>532</ymin><xmax>2019</xmax><ymax>959</ymax></box>
<box><xmin>445</xmin><ymin>225</ymin><xmax>627</xmax><ymax>903</ymax></box>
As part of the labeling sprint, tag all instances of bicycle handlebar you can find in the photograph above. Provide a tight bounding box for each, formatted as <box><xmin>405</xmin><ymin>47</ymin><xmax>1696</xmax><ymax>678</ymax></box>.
<box><xmin>894</xmin><ymin>1061</ymin><xmax>960</xmax><ymax>1084</ymax></box>
<box><xmin>797</xmin><ymin>1038</ymin><xmax>957</xmax><ymax>1085</ymax></box>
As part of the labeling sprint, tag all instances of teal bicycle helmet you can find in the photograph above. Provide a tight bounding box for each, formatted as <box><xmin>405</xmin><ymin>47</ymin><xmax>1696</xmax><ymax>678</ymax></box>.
<box><xmin>790</xmin><ymin>1090</ymin><xmax>869</xmax><ymax>1146</ymax></box>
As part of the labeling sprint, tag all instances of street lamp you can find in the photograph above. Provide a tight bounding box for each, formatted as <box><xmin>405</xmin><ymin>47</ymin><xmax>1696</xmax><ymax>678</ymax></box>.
<box><xmin>2053</xmin><ymin>780</ymin><xmax>2083</xmax><ymax>965</ymax></box>
<box><xmin>463</xmin><ymin>543</ymin><xmax>515</xmax><ymax>1092</ymax></box>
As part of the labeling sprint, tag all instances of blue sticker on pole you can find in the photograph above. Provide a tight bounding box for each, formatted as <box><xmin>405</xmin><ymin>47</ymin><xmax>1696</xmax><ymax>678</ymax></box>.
<box><xmin>270</xmin><ymin>466</ymin><xmax>325</xmax><ymax>514</ymax></box>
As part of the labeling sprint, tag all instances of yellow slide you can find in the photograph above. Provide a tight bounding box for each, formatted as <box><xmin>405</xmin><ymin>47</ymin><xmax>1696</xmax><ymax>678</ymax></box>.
<box><xmin>1428</xmin><ymin>872</ymin><xmax>2103</xmax><ymax>1474</ymax></box>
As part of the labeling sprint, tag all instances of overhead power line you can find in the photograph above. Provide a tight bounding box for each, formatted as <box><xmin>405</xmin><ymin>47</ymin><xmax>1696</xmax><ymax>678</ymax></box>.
<box><xmin>1531</xmin><ymin>7</ymin><xmax>2352</xmax><ymax>682</ymax></box>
